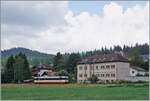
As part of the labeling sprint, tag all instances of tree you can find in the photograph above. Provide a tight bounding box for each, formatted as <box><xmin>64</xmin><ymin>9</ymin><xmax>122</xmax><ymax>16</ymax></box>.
<box><xmin>140</xmin><ymin>61</ymin><xmax>149</xmax><ymax>71</ymax></box>
<box><xmin>1</xmin><ymin>69</ymin><xmax>7</xmax><ymax>83</ymax></box>
<box><xmin>68</xmin><ymin>73</ymin><xmax>76</xmax><ymax>83</ymax></box>
<box><xmin>66</xmin><ymin>53</ymin><xmax>81</xmax><ymax>74</ymax></box>
<box><xmin>13</xmin><ymin>56</ymin><xmax>24</xmax><ymax>83</ymax></box>
<box><xmin>109</xmin><ymin>47</ymin><xmax>113</xmax><ymax>53</ymax></box>
<box><xmin>17</xmin><ymin>53</ymin><xmax>31</xmax><ymax>80</ymax></box>
<box><xmin>114</xmin><ymin>45</ymin><xmax>122</xmax><ymax>52</ymax></box>
<box><xmin>22</xmin><ymin>54</ymin><xmax>31</xmax><ymax>80</ymax></box>
<box><xmin>88</xmin><ymin>75</ymin><xmax>98</xmax><ymax>84</ymax></box>
<box><xmin>57</xmin><ymin>70</ymin><xmax>68</xmax><ymax>76</ymax></box>
<box><xmin>129</xmin><ymin>49</ymin><xmax>144</xmax><ymax>66</ymax></box>
<box><xmin>101</xmin><ymin>47</ymin><xmax>104</xmax><ymax>53</ymax></box>
<box><xmin>53</xmin><ymin>52</ymin><xmax>66</xmax><ymax>71</ymax></box>
<box><xmin>66</xmin><ymin>53</ymin><xmax>81</xmax><ymax>82</ymax></box>
<box><xmin>31</xmin><ymin>58</ymin><xmax>40</xmax><ymax>66</ymax></box>
<box><xmin>10</xmin><ymin>53</ymin><xmax>31</xmax><ymax>83</ymax></box>
<box><xmin>5</xmin><ymin>55</ymin><xmax>15</xmax><ymax>83</ymax></box>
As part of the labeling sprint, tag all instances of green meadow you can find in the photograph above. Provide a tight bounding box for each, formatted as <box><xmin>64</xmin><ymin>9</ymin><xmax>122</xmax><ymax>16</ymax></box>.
<box><xmin>1</xmin><ymin>83</ymin><xmax>149</xmax><ymax>100</ymax></box>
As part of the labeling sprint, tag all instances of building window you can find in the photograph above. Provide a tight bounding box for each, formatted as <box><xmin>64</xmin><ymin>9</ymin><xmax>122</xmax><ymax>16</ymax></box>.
<box><xmin>96</xmin><ymin>74</ymin><xmax>100</xmax><ymax>77</ymax></box>
<box><xmin>106</xmin><ymin>65</ymin><xmax>110</xmax><ymax>69</ymax></box>
<box><xmin>79</xmin><ymin>74</ymin><xmax>82</xmax><ymax>77</ymax></box>
<box><xmin>106</xmin><ymin>74</ymin><xmax>110</xmax><ymax>77</ymax></box>
<box><xmin>111</xmin><ymin>65</ymin><xmax>115</xmax><ymax>69</ymax></box>
<box><xmin>84</xmin><ymin>66</ymin><xmax>87</xmax><ymax>70</ymax></box>
<box><xmin>79</xmin><ymin>66</ymin><xmax>82</xmax><ymax>70</ymax></box>
<box><xmin>132</xmin><ymin>71</ymin><xmax>135</xmax><ymax>74</ymax></box>
<box><xmin>111</xmin><ymin>74</ymin><xmax>115</xmax><ymax>77</ymax></box>
<box><xmin>101</xmin><ymin>66</ymin><xmax>105</xmax><ymax>69</ymax></box>
<box><xmin>101</xmin><ymin>74</ymin><xmax>105</xmax><ymax>77</ymax></box>
<box><xmin>84</xmin><ymin>74</ymin><xmax>87</xmax><ymax>77</ymax></box>
<box><xmin>106</xmin><ymin>80</ymin><xmax>109</xmax><ymax>83</ymax></box>
<box><xmin>96</xmin><ymin>66</ymin><xmax>98</xmax><ymax>70</ymax></box>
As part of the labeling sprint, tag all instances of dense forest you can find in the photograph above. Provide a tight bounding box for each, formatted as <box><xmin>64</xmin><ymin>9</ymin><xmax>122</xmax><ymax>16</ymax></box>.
<box><xmin>1</xmin><ymin>47</ymin><xmax>54</xmax><ymax>67</ymax></box>
<box><xmin>1</xmin><ymin>43</ymin><xmax>149</xmax><ymax>83</ymax></box>
<box><xmin>52</xmin><ymin>43</ymin><xmax>149</xmax><ymax>82</ymax></box>
<box><xmin>1</xmin><ymin>53</ymin><xmax>31</xmax><ymax>83</ymax></box>
<box><xmin>1</xmin><ymin>43</ymin><xmax>149</xmax><ymax>66</ymax></box>
<box><xmin>79</xmin><ymin>43</ymin><xmax>149</xmax><ymax>57</ymax></box>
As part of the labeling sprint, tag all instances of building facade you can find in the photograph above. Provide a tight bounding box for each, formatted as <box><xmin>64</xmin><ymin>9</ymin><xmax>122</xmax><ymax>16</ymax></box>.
<box><xmin>31</xmin><ymin>64</ymin><xmax>56</xmax><ymax>77</ymax></box>
<box><xmin>31</xmin><ymin>64</ymin><xmax>68</xmax><ymax>84</ymax></box>
<box><xmin>77</xmin><ymin>54</ymin><xmax>130</xmax><ymax>83</ymax></box>
<box><xmin>130</xmin><ymin>66</ymin><xmax>148</xmax><ymax>76</ymax></box>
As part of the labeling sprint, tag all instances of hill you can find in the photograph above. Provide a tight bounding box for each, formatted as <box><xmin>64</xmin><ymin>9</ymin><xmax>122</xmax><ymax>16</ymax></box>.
<box><xmin>1</xmin><ymin>47</ymin><xmax>55</xmax><ymax>67</ymax></box>
<box><xmin>1</xmin><ymin>43</ymin><xmax>149</xmax><ymax>69</ymax></box>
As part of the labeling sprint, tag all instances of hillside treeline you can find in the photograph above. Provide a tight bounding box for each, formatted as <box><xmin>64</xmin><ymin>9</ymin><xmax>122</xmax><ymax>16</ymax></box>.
<box><xmin>1</xmin><ymin>43</ymin><xmax>149</xmax><ymax>83</ymax></box>
<box><xmin>2</xmin><ymin>53</ymin><xmax>31</xmax><ymax>83</ymax></box>
<box><xmin>45</xmin><ymin>43</ymin><xmax>149</xmax><ymax>83</ymax></box>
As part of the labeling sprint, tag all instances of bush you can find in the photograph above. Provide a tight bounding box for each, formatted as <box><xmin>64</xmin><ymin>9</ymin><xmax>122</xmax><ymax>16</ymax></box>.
<box><xmin>135</xmin><ymin>80</ymin><xmax>147</xmax><ymax>83</ymax></box>
<box><xmin>144</xmin><ymin>73</ymin><xmax>149</xmax><ymax>76</ymax></box>
<box><xmin>57</xmin><ymin>70</ymin><xmax>68</xmax><ymax>76</ymax></box>
<box><xmin>114</xmin><ymin>80</ymin><xmax>133</xmax><ymax>84</ymax></box>
<box><xmin>88</xmin><ymin>75</ymin><xmax>98</xmax><ymax>84</ymax></box>
<box><xmin>68</xmin><ymin>74</ymin><xmax>76</xmax><ymax>83</ymax></box>
<box><xmin>136</xmin><ymin>73</ymin><xmax>143</xmax><ymax>77</ymax></box>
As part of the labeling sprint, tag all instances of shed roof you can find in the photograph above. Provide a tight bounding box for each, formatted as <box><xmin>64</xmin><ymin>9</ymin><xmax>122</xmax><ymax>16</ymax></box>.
<box><xmin>130</xmin><ymin>66</ymin><xmax>147</xmax><ymax>72</ymax></box>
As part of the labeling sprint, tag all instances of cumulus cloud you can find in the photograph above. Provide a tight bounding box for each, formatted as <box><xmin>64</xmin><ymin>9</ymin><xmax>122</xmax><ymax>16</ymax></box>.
<box><xmin>1</xmin><ymin>1</ymin><xmax>68</xmax><ymax>50</ymax></box>
<box><xmin>1</xmin><ymin>1</ymin><xmax>68</xmax><ymax>39</ymax></box>
<box><xmin>1</xmin><ymin>1</ymin><xmax>68</xmax><ymax>27</ymax></box>
<box><xmin>1</xmin><ymin>2</ymin><xmax>149</xmax><ymax>54</ymax></box>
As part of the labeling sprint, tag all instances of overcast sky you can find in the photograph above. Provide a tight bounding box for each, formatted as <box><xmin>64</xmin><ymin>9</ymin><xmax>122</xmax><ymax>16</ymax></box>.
<box><xmin>1</xmin><ymin>1</ymin><xmax>149</xmax><ymax>54</ymax></box>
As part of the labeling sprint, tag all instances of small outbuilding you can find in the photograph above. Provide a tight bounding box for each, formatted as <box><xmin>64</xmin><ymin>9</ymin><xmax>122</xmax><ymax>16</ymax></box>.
<box><xmin>130</xmin><ymin>66</ymin><xmax>148</xmax><ymax>76</ymax></box>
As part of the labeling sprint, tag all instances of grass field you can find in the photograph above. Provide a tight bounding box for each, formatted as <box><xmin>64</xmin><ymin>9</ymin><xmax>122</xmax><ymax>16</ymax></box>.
<box><xmin>1</xmin><ymin>83</ymin><xmax>149</xmax><ymax>100</ymax></box>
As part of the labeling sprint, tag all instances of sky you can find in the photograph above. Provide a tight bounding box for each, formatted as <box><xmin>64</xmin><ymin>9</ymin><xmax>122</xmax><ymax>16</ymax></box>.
<box><xmin>1</xmin><ymin>1</ymin><xmax>149</xmax><ymax>54</ymax></box>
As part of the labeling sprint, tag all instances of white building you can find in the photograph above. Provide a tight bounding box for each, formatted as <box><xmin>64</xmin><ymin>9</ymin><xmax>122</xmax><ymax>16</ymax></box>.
<box><xmin>77</xmin><ymin>54</ymin><xmax>148</xmax><ymax>83</ymax></box>
<box><xmin>130</xmin><ymin>66</ymin><xmax>148</xmax><ymax>76</ymax></box>
<box><xmin>32</xmin><ymin>64</ymin><xmax>68</xmax><ymax>84</ymax></box>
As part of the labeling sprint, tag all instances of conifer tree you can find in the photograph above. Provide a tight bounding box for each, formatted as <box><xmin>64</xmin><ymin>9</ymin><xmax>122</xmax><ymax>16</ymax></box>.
<box><xmin>5</xmin><ymin>55</ymin><xmax>15</xmax><ymax>83</ymax></box>
<box><xmin>13</xmin><ymin>56</ymin><xmax>24</xmax><ymax>83</ymax></box>
<box><xmin>53</xmin><ymin>52</ymin><xmax>65</xmax><ymax>71</ymax></box>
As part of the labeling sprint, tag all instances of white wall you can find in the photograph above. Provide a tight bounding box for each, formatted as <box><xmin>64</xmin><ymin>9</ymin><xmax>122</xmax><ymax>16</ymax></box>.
<box><xmin>130</xmin><ymin>68</ymin><xmax>138</xmax><ymax>76</ymax></box>
<box><xmin>127</xmin><ymin>76</ymin><xmax>149</xmax><ymax>82</ymax></box>
<box><xmin>115</xmin><ymin>62</ymin><xmax>130</xmax><ymax>80</ymax></box>
<box><xmin>77</xmin><ymin>62</ymin><xmax>148</xmax><ymax>83</ymax></box>
<box><xmin>130</xmin><ymin>68</ymin><xmax>146</xmax><ymax>76</ymax></box>
<box><xmin>77</xmin><ymin>62</ymin><xmax>129</xmax><ymax>83</ymax></box>
<box><xmin>93</xmin><ymin>63</ymin><xmax>117</xmax><ymax>81</ymax></box>
<box><xmin>77</xmin><ymin>64</ymin><xmax>90</xmax><ymax>83</ymax></box>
